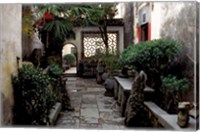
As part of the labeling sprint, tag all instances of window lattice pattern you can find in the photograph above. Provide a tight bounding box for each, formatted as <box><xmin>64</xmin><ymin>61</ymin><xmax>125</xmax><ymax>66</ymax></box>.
<box><xmin>83</xmin><ymin>32</ymin><xmax>117</xmax><ymax>57</ymax></box>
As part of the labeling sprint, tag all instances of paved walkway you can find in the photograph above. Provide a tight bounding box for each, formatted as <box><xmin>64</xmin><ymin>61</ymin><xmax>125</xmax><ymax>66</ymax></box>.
<box><xmin>55</xmin><ymin>77</ymin><xmax>126</xmax><ymax>129</ymax></box>
<box><xmin>64</xmin><ymin>67</ymin><xmax>77</xmax><ymax>74</ymax></box>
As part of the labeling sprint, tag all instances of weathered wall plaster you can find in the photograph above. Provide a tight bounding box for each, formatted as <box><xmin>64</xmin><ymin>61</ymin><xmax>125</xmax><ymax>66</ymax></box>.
<box><xmin>122</xmin><ymin>3</ymin><xmax>134</xmax><ymax>47</ymax></box>
<box><xmin>0</xmin><ymin>4</ymin><xmax>22</xmax><ymax>125</ymax></box>
<box><xmin>158</xmin><ymin>2</ymin><xmax>197</xmax><ymax>102</ymax></box>
<box><xmin>133</xmin><ymin>2</ymin><xmax>197</xmax><ymax>102</ymax></box>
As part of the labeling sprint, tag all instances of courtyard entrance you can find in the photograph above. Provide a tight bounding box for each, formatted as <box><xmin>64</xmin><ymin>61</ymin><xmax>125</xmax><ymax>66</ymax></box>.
<box><xmin>62</xmin><ymin>43</ymin><xmax>78</xmax><ymax>75</ymax></box>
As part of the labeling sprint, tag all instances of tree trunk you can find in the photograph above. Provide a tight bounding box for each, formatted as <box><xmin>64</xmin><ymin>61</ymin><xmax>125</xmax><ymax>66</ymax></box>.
<box><xmin>99</xmin><ymin>18</ymin><xmax>109</xmax><ymax>56</ymax></box>
<box><xmin>104</xmin><ymin>26</ymin><xmax>109</xmax><ymax>55</ymax></box>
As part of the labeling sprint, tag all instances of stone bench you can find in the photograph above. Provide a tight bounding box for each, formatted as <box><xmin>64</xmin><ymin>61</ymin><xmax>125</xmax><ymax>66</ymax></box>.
<box><xmin>144</xmin><ymin>101</ymin><xmax>196</xmax><ymax>130</ymax></box>
<box><xmin>114</xmin><ymin>76</ymin><xmax>155</xmax><ymax>116</ymax></box>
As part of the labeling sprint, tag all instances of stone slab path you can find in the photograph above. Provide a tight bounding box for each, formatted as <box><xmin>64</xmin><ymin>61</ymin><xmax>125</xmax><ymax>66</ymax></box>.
<box><xmin>64</xmin><ymin>67</ymin><xmax>77</xmax><ymax>74</ymax></box>
<box><xmin>55</xmin><ymin>77</ymin><xmax>127</xmax><ymax>129</ymax></box>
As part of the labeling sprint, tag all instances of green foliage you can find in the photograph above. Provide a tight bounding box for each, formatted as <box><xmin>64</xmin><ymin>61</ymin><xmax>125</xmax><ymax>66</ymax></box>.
<box><xmin>47</xmin><ymin>56</ymin><xmax>60</xmax><ymax>65</ymax></box>
<box><xmin>48</xmin><ymin>63</ymin><xmax>64</xmax><ymax>79</ymax></box>
<box><xmin>161</xmin><ymin>75</ymin><xmax>190</xmax><ymax>113</ymax></box>
<box><xmin>36</xmin><ymin>4</ymin><xmax>104</xmax><ymax>41</ymax></box>
<box><xmin>103</xmin><ymin>54</ymin><xmax>120</xmax><ymax>72</ymax></box>
<box><xmin>95</xmin><ymin>53</ymin><xmax>120</xmax><ymax>76</ymax></box>
<box><xmin>88</xmin><ymin>4</ymin><xmax>118</xmax><ymax>24</ymax></box>
<box><xmin>12</xmin><ymin>65</ymin><xmax>57</xmax><ymax>125</ymax></box>
<box><xmin>36</xmin><ymin>4</ymin><xmax>117</xmax><ymax>49</ymax></box>
<box><xmin>94</xmin><ymin>52</ymin><xmax>105</xmax><ymax>58</ymax></box>
<box><xmin>36</xmin><ymin>4</ymin><xmax>91</xmax><ymax>41</ymax></box>
<box><xmin>161</xmin><ymin>75</ymin><xmax>190</xmax><ymax>94</ymax></box>
<box><xmin>120</xmin><ymin>39</ymin><xmax>184</xmax><ymax>92</ymax></box>
<box><xmin>120</xmin><ymin>39</ymin><xmax>183</xmax><ymax>75</ymax></box>
<box><xmin>63</xmin><ymin>54</ymin><xmax>76</xmax><ymax>65</ymax></box>
<box><xmin>43</xmin><ymin>19</ymin><xmax>73</xmax><ymax>40</ymax></box>
<box><xmin>89</xmin><ymin>4</ymin><xmax>118</xmax><ymax>55</ymax></box>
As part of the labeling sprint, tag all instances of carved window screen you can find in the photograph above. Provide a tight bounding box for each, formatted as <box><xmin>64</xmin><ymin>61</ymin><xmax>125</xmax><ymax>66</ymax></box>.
<box><xmin>82</xmin><ymin>32</ymin><xmax>118</xmax><ymax>58</ymax></box>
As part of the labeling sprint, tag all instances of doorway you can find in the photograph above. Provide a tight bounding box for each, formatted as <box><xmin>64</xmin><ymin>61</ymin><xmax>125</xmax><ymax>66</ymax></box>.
<box><xmin>140</xmin><ymin>23</ymin><xmax>149</xmax><ymax>42</ymax></box>
<box><xmin>62</xmin><ymin>43</ymin><xmax>77</xmax><ymax>75</ymax></box>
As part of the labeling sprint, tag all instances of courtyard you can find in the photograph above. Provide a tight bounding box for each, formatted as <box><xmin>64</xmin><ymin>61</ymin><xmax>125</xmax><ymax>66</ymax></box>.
<box><xmin>0</xmin><ymin>2</ymin><xmax>199</xmax><ymax>131</ymax></box>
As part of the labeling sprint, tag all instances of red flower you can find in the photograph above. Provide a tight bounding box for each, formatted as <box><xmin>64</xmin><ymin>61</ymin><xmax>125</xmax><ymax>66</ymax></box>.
<box><xmin>34</xmin><ymin>11</ymin><xmax>54</xmax><ymax>29</ymax></box>
<box><xmin>43</xmin><ymin>11</ymin><xmax>54</xmax><ymax>21</ymax></box>
<box><xmin>35</xmin><ymin>19</ymin><xmax>44</xmax><ymax>28</ymax></box>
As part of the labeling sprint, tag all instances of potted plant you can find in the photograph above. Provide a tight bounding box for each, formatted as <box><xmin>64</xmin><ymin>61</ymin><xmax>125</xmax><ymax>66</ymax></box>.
<box><xmin>161</xmin><ymin>75</ymin><xmax>190</xmax><ymax>114</ymax></box>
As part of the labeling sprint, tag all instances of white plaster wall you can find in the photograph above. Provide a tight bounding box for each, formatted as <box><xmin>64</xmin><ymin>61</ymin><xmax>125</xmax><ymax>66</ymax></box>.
<box><xmin>133</xmin><ymin>3</ymin><xmax>139</xmax><ymax>44</ymax></box>
<box><xmin>114</xmin><ymin>3</ymin><xmax>125</xmax><ymax>19</ymax></box>
<box><xmin>151</xmin><ymin>2</ymin><xmax>184</xmax><ymax>40</ymax></box>
<box><xmin>64</xmin><ymin>26</ymin><xmax>124</xmax><ymax>61</ymax></box>
<box><xmin>62</xmin><ymin>44</ymin><xmax>75</xmax><ymax>56</ymax></box>
<box><xmin>133</xmin><ymin>2</ymin><xmax>185</xmax><ymax>43</ymax></box>
<box><xmin>151</xmin><ymin>2</ymin><xmax>163</xmax><ymax>40</ymax></box>
<box><xmin>0</xmin><ymin>4</ymin><xmax>22</xmax><ymax>125</ymax></box>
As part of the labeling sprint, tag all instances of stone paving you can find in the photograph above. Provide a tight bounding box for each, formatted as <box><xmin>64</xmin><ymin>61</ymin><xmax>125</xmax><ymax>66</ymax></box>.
<box><xmin>64</xmin><ymin>67</ymin><xmax>77</xmax><ymax>74</ymax></box>
<box><xmin>55</xmin><ymin>77</ymin><xmax>127</xmax><ymax>129</ymax></box>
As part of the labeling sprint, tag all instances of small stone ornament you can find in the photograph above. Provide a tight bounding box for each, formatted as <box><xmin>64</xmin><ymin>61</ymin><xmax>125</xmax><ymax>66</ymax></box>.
<box><xmin>177</xmin><ymin>102</ymin><xmax>193</xmax><ymax>128</ymax></box>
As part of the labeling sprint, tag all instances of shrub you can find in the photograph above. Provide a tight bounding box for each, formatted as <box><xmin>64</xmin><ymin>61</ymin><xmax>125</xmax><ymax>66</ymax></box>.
<box><xmin>47</xmin><ymin>56</ymin><xmax>58</xmax><ymax>65</ymax></box>
<box><xmin>161</xmin><ymin>75</ymin><xmax>190</xmax><ymax>113</ymax></box>
<box><xmin>63</xmin><ymin>53</ymin><xmax>76</xmax><ymax>66</ymax></box>
<box><xmin>120</xmin><ymin>39</ymin><xmax>183</xmax><ymax>88</ymax></box>
<box><xmin>48</xmin><ymin>63</ymin><xmax>64</xmax><ymax>79</ymax></box>
<box><xmin>120</xmin><ymin>39</ymin><xmax>183</xmax><ymax>72</ymax></box>
<box><xmin>12</xmin><ymin>65</ymin><xmax>57</xmax><ymax>125</ymax></box>
<box><xmin>102</xmin><ymin>54</ymin><xmax>120</xmax><ymax>74</ymax></box>
<box><xmin>161</xmin><ymin>75</ymin><xmax>190</xmax><ymax>99</ymax></box>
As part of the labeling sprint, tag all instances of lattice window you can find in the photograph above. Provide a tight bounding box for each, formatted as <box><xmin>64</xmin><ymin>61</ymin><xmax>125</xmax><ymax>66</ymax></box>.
<box><xmin>82</xmin><ymin>32</ymin><xmax>118</xmax><ymax>58</ymax></box>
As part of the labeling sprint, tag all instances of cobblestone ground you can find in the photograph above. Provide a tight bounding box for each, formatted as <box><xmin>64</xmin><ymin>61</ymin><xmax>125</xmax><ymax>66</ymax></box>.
<box><xmin>55</xmin><ymin>77</ymin><xmax>127</xmax><ymax>129</ymax></box>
